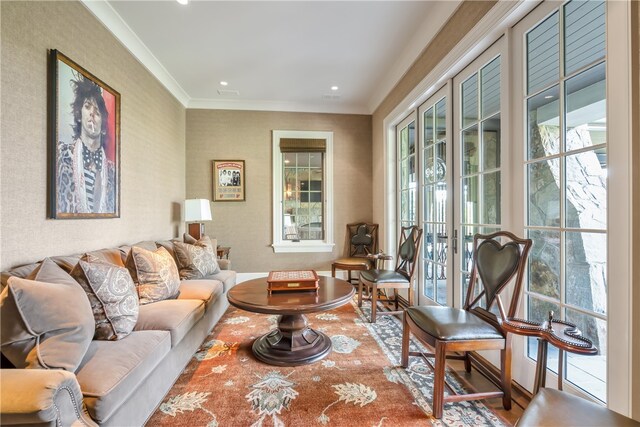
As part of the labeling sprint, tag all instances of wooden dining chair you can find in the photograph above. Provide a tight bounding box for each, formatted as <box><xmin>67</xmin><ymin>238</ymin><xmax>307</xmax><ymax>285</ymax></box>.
<box><xmin>358</xmin><ymin>225</ymin><xmax>423</xmax><ymax>323</ymax></box>
<box><xmin>332</xmin><ymin>223</ymin><xmax>378</xmax><ymax>285</ymax></box>
<box><xmin>401</xmin><ymin>231</ymin><xmax>532</xmax><ymax>419</ymax></box>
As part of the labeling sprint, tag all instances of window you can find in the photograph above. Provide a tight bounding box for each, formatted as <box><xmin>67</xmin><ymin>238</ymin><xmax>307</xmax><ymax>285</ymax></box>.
<box><xmin>272</xmin><ymin>130</ymin><xmax>334</xmax><ymax>253</ymax></box>
<box><xmin>524</xmin><ymin>0</ymin><xmax>607</xmax><ymax>402</ymax></box>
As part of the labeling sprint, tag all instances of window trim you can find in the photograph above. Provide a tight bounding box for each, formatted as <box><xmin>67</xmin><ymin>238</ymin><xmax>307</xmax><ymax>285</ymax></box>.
<box><xmin>272</xmin><ymin>130</ymin><xmax>334</xmax><ymax>253</ymax></box>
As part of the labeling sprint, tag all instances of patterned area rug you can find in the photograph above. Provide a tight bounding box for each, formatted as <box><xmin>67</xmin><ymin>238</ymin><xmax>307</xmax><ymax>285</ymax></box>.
<box><xmin>147</xmin><ymin>298</ymin><xmax>511</xmax><ymax>426</ymax></box>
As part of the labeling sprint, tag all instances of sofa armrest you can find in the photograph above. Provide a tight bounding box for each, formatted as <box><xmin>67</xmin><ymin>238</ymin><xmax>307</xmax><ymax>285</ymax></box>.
<box><xmin>218</xmin><ymin>259</ymin><xmax>231</xmax><ymax>270</ymax></box>
<box><xmin>0</xmin><ymin>369</ymin><xmax>96</xmax><ymax>427</ymax></box>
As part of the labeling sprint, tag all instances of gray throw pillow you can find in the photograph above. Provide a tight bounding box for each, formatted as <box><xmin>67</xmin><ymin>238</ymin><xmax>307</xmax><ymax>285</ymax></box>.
<box><xmin>129</xmin><ymin>246</ymin><xmax>180</xmax><ymax>305</ymax></box>
<box><xmin>0</xmin><ymin>258</ymin><xmax>94</xmax><ymax>372</ymax></box>
<box><xmin>173</xmin><ymin>236</ymin><xmax>220</xmax><ymax>279</ymax></box>
<box><xmin>71</xmin><ymin>258</ymin><xmax>139</xmax><ymax>341</ymax></box>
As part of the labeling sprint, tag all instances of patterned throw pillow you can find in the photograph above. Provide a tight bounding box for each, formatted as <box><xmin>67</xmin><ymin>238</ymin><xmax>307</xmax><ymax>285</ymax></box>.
<box><xmin>71</xmin><ymin>258</ymin><xmax>139</xmax><ymax>341</ymax></box>
<box><xmin>0</xmin><ymin>258</ymin><xmax>94</xmax><ymax>372</ymax></box>
<box><xmin>173</xmin><ymin>236</ymin><xmax>219</xmax><ymax>280</ymax></box>
<box><xmin>129</xmin><ymin>246</ymin><xmax>180</xmax><ymax>305</ymax></box>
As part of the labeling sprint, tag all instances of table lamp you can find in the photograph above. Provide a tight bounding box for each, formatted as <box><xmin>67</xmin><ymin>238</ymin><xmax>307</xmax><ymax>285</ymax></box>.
<box><xmin>185</xmin><ymin>199</ymin><xmax>212</xmax><ymax>240</ymax></box>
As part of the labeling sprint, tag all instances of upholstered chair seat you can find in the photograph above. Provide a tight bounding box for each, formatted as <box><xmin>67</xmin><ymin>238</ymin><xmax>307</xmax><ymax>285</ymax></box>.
<box><xmin>405</xmin><ymin>306</ymin><xmax>503</xmax><ymax>341</ymax></box>
<box><xmin>359</xmin><ymin>269</ymin><xmax>408</xmax><ymax>285</ymax></box>
<box><xmin>333</xmin><ymin>257</ymin><xmax>371</xmax><ymax>268</ymax></box>
<box><xmin>518</xmin><ymin>388</ymin><xmax>640</xmax><ymax>427</ymax></box>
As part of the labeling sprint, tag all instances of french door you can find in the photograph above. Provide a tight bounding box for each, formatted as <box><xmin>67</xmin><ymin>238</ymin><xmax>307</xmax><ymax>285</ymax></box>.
<box><xmin>452</xmin><ymin>40</ymin><xmax>508</xmax><ymax>310</ymax></box>
<box><xmin>417</xmin><ymin>85</ymin><xmax>452</xmax><ymax>306</ymax></box>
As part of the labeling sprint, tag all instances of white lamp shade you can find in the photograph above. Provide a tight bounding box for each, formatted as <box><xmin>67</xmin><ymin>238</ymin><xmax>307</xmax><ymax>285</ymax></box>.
<box><xmin>185</xmin><ymin>199</ymin><xmax>212</xmax><ymax>221</ymax></box>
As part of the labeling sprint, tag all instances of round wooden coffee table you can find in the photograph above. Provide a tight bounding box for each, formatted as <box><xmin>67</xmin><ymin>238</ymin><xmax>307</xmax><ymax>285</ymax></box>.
<box><xmin>227</xmin><ymin>276</ymin><xmax>354</xmax><ymax>366</ymax></box>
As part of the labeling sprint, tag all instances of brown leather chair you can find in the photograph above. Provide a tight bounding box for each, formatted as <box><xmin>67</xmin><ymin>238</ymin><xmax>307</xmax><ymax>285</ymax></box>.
<box><xmin>401</xmin><ymin>231</ymin><xmax>532</xmax><ymax>419</ymax></box>
<box><xmin>332</xmin><ymin>223</ymin><xmax>378</xmax><ymax>285</ymax></box>
<box><xmin>358</xmin><ymin>225</ymin><xmax>422</xmax><ymax>323</ymax></box>
<box><xmin>518</xmin><ymin>388</ymin><xmax>639</xmax><ymax>426</ymax></box>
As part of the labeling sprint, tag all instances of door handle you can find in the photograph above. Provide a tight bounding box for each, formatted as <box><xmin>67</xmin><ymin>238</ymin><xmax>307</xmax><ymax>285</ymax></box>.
<box><xmin>452</xmin><ymin>229</ymin><xmax>458</xmax><ymax>254</ymax></box>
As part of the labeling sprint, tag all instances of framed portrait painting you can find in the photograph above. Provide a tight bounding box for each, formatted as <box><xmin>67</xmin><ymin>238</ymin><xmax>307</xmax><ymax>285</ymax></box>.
<box><xmin>48</xmin><ymin>50</ymin><xmax>121</xmax><ymax>219</ymax></box>
<box><xmin>212</xmin><ymin>160</ymin><xmax>245</xmax><ymax>201</ymax></box>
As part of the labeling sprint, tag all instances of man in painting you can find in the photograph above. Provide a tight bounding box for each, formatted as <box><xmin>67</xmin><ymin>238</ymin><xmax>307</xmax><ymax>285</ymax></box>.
<box><xmin>57</xmin><ymin>74</ymin><xmax>115</xmax><ymax>214</ymax></box>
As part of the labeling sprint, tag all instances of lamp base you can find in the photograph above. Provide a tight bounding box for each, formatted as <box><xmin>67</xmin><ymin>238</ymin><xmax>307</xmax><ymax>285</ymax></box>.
<box><xmin>188</xmin><ymin>223</ymin><xmax>204</xmax><ymax>240</ymax></box>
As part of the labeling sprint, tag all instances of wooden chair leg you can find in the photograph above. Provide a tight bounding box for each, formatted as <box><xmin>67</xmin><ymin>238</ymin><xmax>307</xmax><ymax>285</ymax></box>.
<box><xmin>331</xmin><ymin>265</ymin><xmax>336</xmax><ymax>277</ymax></box>
<box><xmin>347</xmin><ymin>269</ymin><xmax>352</xmax><ymax>284</ymax></box>
<box><xmin>358</xmin><ymin>279</ymin><xmax>363</xmax><ymax>307</ymax></box>
<box><xmin>432</xmin><ymin>341</ymin><xmax>447</xmax><ymax>419</ymax></box>
<box><xmin>370</xmin><ymin>284</ymin><xmax>378</xmax><ymax>323</ymax></box>
<box><xmin>401</xmin><ymin>313</ymin><xmax>410</xmax><ymax>368</ymax></box>
<box><xmin>464</xmin><ymin>351</ymin><xmax>472</xmax><ymax>373</ymax></box>
<box><xmin>394</xmin><ymin>289</ymin><xmax>399</xmax><ymax>310</ymax></box>
<box><xmin>501</xmin><ymin>344</ymin><xmax>513</xmax><ymax>410</ymax></box>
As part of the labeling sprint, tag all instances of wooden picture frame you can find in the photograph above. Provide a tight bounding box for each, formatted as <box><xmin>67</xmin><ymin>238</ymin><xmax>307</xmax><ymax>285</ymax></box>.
<box><xmin>48</xmin><ymin>50</ymin><xmax>121</xmax><ymax>218</ymax></box>
<box><xmin>212</xmin><ymin>160</ymin><xmax>245</xmax><ymax>201</ymax></box>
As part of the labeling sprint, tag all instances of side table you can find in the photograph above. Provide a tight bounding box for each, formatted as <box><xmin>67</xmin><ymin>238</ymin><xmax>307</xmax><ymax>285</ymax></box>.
<box><xmin>502</xmin><ymin>311</ymin><xmax>598</xmax><ymax>394</ymax></box>
<box><xmin>216</xmin><ymin>246</ymin><xmax>230</xmax><ymax>259</ymax></box>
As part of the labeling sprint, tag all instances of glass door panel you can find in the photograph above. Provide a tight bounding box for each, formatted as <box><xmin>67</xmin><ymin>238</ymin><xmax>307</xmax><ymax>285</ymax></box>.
<box><xmin>418</xmin><ymin>85</ymin><xmax>451</xmax><ymax>306</ymax></box>
<box><xmin>454</xmin><ymin>49</ymin><xmax>505</xmax><ymax>308</ymax></box>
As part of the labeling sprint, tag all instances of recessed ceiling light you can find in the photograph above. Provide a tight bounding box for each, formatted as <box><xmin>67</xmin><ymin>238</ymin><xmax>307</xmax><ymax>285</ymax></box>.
<box><xmin>331</xmin><ymin>86</ymin><xmax>339</xmax><ymax>91</ymax></box>
<box><xmin>220</xmin><ymin>81</ymin><xmax>228</xmax><ymax>86</ymax></box>
<box><xmin>176</xmin><ymin>0</ymin><xmax>188</xmax><ymax>5</ymax></box>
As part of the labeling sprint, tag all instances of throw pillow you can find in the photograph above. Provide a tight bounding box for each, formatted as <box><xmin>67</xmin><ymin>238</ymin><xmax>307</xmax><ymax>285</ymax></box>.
<box><xmin>173</xmin><ymin>236</ymin><xmax>219</xmax><ymax>279</ymax></box>
<box><xmin>0</xmin><ymin>258</ymin><xmax>94</xmax><ymax>372</ymax></box>
<box><xmin>71</xmin><ymin>258</ymin><xmax>139</xmax><ymax>341</ymax></box>
<box><xmin>129</xmin><ymin>246</ymin><xmax>180</xmax><ymax>305</ymax></box>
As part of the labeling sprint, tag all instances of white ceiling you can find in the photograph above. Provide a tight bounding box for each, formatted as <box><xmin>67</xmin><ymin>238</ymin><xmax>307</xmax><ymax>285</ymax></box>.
<box><xmin>85</xmin><ymin>1</ymin><xmax>461</xmax><ymax>114</ymax></box>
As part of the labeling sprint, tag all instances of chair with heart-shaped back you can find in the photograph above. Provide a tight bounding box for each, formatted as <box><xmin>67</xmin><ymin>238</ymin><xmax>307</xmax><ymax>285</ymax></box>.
<box><xmin>332</xmin><ymin>223</ymin><xmax>379</xmax><ymax>285</ymax></box>
<box><xmin>401</xmin><ymin>231</ymin><xmax>532</xmax><ymax>419</ymax></box>
<box><xmin>358</xmin><ymin>225</ymin><xmax>423</xmax><ymax>323</ymax></box>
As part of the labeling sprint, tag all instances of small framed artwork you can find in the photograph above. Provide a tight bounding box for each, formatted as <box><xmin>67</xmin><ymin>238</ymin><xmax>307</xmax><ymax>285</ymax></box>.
<box><xmin>48</xmin><ymin>49</ymin><xmax>121</xmax><ymax>218</ymax></box>
<box><xmin>212</xmin><ymin>160</ymin><xmax>245</xmax><ymax>201</ymax></box>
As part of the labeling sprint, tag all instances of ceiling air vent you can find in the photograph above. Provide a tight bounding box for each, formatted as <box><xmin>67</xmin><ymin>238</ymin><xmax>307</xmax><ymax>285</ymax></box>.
<box><xmin>322</xmin><ymin>94</ymin><xmax>341</xmax><ymax>100</ymax></box>
<box><xmin>217</xmin><ymin>89</ymin><xmax>240</xmax><ymax>96</ymax></box>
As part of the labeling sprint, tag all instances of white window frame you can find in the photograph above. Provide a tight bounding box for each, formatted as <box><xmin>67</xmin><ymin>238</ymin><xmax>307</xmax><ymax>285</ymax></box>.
<box><xmin>271</xmin><ymin>130</ymin><xmax>334</xmax><ymax>253</ymax></box>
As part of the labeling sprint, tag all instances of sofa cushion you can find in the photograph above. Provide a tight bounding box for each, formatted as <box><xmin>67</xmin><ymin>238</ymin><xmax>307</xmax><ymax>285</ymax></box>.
<box><xmin>177</xmin><ymin>279</ymin><xmax>224</xmax><ymax>305</ymax></box>
<box><xmin>134</xmin><ymin>299</ymin><xmax>205</xmax><ymax>347</ymax></box>
<box><xmin>49</xmin><ymin>255</ymin><xmax>82</xmax><ymax>273</ymax></box>
<box><xmin>86</xmin><ymin>248</ymin><xmax>126</xmax><ymax>268</ymax></box>
<box><xmin>204</xmin><ymin>270</ymin><xmax>236</xmax><ymax>293</ymax></box>
<box><xmin>128</xmin><ymin>246</ymin><xmax>180</xmax><ymax>305</ymax></box>
<box><xmin>1</xmin><ymin>262</ymin><xmax>40</xmax><ymax>289</ymax></box>
<box><xmin>0</xmin><ymin>259</ymin><xmax>94</xmax><ymax>372</ymax></box>
<box><xmin>71</xmin><ymin>259</ymin><xmax>139</xmax><ymax>341</ymax></box>
<box><xmin>76</xmin><ymin>330</ymin><xmax>171</xmax><ymax>423</ymax></box>
<box><xmin>173</xmin><ymin>236</ymin><xmax>219</xmax><ymax>280</ymax></box>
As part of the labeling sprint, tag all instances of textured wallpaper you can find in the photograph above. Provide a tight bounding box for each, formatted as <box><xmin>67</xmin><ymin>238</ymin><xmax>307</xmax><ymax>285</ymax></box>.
<box><xmin>0</xmin><ymin>1</ymin><xmax>186</xmax><ymax>270</ymax></box>
<box><xmin>186</xmin><ymin>109</ymin><xmax>372</xmax><ymax>273</ymax></box>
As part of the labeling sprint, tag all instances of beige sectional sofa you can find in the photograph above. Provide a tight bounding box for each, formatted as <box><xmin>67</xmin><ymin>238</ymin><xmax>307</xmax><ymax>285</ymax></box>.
<box><xmin>0</xmin><ymin>239</ymin><xmax>236</xmax><ymax>426</ymax></box>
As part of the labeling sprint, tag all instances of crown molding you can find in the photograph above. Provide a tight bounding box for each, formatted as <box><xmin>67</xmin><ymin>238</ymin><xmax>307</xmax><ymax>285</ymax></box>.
<box><xmin>188</xmin><ymin>98</ymin><xmax>369</xmax><ymax>115</ymax></box>
<box><xmin>81</xmin><ymin>0</ymin><xmax>191</xmax><ymax>107</ymax></box>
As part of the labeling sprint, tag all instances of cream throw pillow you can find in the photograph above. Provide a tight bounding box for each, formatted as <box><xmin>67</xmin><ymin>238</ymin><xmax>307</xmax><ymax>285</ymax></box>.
<box><xmin>129</xmin><ymin>246</ymin><xmax>180</xmax><ymax>305</ymax></box>
<box><xmin>0</xmin><ymin>258</ymin><xmax>94</xmax><ymax>371</ymax></box>
<box><xmin>173</xmin><ymin>235</ymin><xmax>219</xmax><ymax>279</ymax></box>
